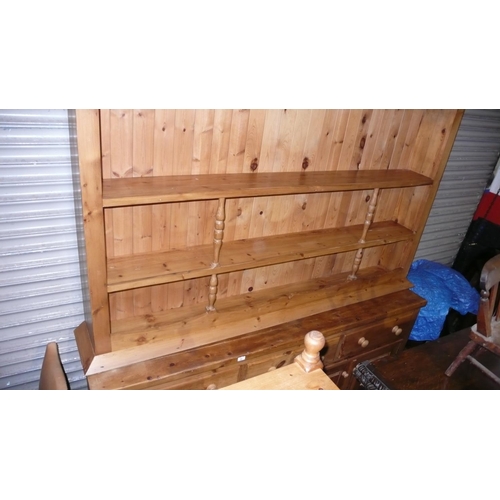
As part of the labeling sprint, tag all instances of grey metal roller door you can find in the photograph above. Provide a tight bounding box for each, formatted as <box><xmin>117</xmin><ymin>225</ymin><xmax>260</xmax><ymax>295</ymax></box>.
<box><xmin>415</xmin><ymin>109</ymin><xmax>500</xmax><ymax>266</ymax></box>
<box><xmin>0</xmin><ymin>109</ymin><xmax>87</xmax><ymax>389</ymax></box>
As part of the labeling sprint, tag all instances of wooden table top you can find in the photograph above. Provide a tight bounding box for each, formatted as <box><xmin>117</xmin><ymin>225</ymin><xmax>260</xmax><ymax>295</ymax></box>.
<box><xmin>221</xmin><ymin>363</ymin><xmax>339</xmax><ymax>390</ymax></box>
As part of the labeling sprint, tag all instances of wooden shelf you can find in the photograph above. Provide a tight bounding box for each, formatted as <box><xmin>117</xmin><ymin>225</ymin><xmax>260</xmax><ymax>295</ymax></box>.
<box><xmin>107</xmin><ymin>220</ymin><xmax>414</xmax><ymax>292</ymax></box>
<box><xmin>73</xmin><ymin>109</ymin><xmax>464</xmax><ymax>389</ymax></box>
<box><xmin>102</xmin><ymin>170</ymin><xmax>433</xmax><ymax>207</ymax></box>
<box><xmin>95</xmin><ymin>266</ymin><xmax>412</xmax><ymax>374</ymax></box>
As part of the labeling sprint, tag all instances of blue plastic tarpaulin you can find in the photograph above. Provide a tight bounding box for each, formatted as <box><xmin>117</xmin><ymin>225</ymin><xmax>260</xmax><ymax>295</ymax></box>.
<box><xmin>408</xmin><ymin>259</ymin><xmax>480</xmax><ymax>341</ymax></box>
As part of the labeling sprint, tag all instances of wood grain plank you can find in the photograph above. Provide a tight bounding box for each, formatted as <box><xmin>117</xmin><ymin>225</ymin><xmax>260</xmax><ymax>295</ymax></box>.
<box><xmin>73</xmin><ymin>321</ymin><xmax>95</xmax><ymax>372</ymax></box>
<box><xmin>150</xmin><ymin>110</ymin><xmax>176</xmax><ymax>314</ymax></box>
<box><xmin>252</xmin><ymin>112</ymin><xmax>287</xmax><ymax>292</ymax></box>
<box><xmin>301</xmin><ymin>110</ymin><xmax>325</xmax><ymax>172</ymax></box>
<box><xmin>86</xmin><ymin>289</ymin><xmax>425</xmax><ymax>388</ymax></box>
<box><xmin>74</xmin><ymin>109</ymin><xmax>111</xmax><ymax>353</ymax></box>
<box><xmin>102</xmin><ymin>266</ymin><xmax>412</xmax><ymax>368</ymax></box>
<box><xmin>227</xmin><ymin>109</ymin><xmax>250</xmax><ymax>173</ymax></box>
<box><xmin>107</xmin><ymin>221</ymin><xmax>414</xmax><ymax>292</ymax></box>
<box><xmin>316</xmin><ymin>110</ymin><xmax>339</xmax><ymax>170</ymax></box>
<box><xmin>356</xmin><ymin>109</ymin><xmax>385</xmax><ymax>171</ymax></box>
<box><xmin>132</xmin><ymin>110</ymin><xmax>155</xmax><ymax>317</ymax></box>
<box><xmin>259</xmin><ymin>109</ymin><xmax>283</xmax><ymax>171</ymax></box>
<box><xmin>274</xmin><ymin>109</ymin><xmax>297</xmax><ymax>172</ymax></box>
<box><xmin>107</xmin><ymin>111</ymin><xmax>134</xmax><ymax>324</ymax></box>
<box><xmin>288</xmin><ymin>109</ymin><xmax>312</xmax><ymax>171</ymax></box>
<box><xmin>209</xmin><ymin>109</ymin><xmax>233</xmax><ymax>174</ymax></box>
<box><xmin>152</xmin><ymin>109</ymin><xmax>175</xmax><ymax>176</ymax></box>
<box><xmin>100</xmin><ymin>110</ymin><xmax>115</xmax><ymax>259</ymax></box>
<box><xmin>102</xmin><ymin>170</ymin><xmax>433</xmax><ymax>206</ymax></box>
<box><xmin>371</xmin><ymin>109</ymin><xmax>405</xmax><ymax>171</ymax></box>
<box><xmin>222</xmin><ymin>362</ymin><xmax>339</xmax><ymax>390</ymax></box>
<box><xmin>328</xmin><ymin>110</ymin><xmax>350</xmax><ymax>171</ymax></box>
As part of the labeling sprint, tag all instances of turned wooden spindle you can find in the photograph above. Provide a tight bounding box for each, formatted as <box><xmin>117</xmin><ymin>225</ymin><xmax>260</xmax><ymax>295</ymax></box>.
<box><xmin>348</xmin><ymin>247</ymin><xmax>364</xmax><ymax>281</ymax></box>
<box><xmin>348</xmin><ymin>188</ymin><xmax>380</xmax><ymax>281</ymax></box>
<box><xmin>206</xmin><ymin>274</ymin><xmax>218</xmax><ymax>312</ymax></box>
<box><xmin>294</xmin><ymin>330</ymin><xmax>326</xmax><ymax>373</ymax></box>
<box><xmin>360</xmin><ymin>188</ymin><xmax>379</xmax><ymax>243</ymax></box>
<box><xmin>211</xmin><ymin>197</ymin><xmax>226</xmax><ymax>269</ymax></box>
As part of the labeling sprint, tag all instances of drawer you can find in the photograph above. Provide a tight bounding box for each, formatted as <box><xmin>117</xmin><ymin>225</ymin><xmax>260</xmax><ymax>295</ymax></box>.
<box><xmin>339</xmin><ymin>314</ymin><xmax>417</xmax><ymax>360</ymax></box>
<box><xmin>241</xmin><ymin>348</ymin><xmax>301</xmax><ymax>381</ymax></box>
<box><xmin>239</xmin><ymin>332</ymin><xmax>341</xmax><ymax>382</ymax></box>
<box><xmin>318</xmin><ymin>334</ymin><xmax>342</xmax><ymax>367</ymax></box>
<box><xmin>343</xmin><ymin>341</ymin><xmax>403</xmax><ymax>389</ymax></box>
<box><xmin>323</xmin><ymin>360</ymin><xmax>350</xmax><ymax>389</ymax></box>
<box><xmin>146</xmin><ymin>364</ymin><xmax>240</xmax><ymax>390</ymax></box>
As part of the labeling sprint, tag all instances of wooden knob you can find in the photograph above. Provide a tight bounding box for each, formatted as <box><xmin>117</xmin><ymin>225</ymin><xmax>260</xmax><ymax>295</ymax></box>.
<box><xmin>294</xmin><ymin>330</ymin><xmax>325</xmax><ymax>373</ymax></box>
<box><xmin>392</xmin><ymin>326</ymin><xmax>403</xmax><ymax>336</ymax></box>
<box><xmin>341</xmin><ymin>371</ymin><xmax>349</xmax><ymax>378</ymax></box>
<box><xmin>206</xmin><ymin>383</ymin><xmax>217</xmax><ymax>390</ymax></box>
<box><xmin>358</xmin><ymin>337</ymin><xmax>369</xmax><ymax>348</ymax></box>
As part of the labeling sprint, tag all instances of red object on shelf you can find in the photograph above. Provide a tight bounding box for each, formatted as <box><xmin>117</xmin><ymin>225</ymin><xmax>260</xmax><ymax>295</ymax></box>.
<box><xmin>473</xmin><ymin>191</ymin><xmax>500</xmax><ymax>226</ymax></box>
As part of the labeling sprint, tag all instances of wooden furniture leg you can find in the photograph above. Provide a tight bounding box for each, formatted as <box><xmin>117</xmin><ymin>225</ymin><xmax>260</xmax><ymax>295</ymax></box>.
<box><xmin>444</xmin><ymin>340</ymin><xmax>477</xmax><ymax>377</ymax></box>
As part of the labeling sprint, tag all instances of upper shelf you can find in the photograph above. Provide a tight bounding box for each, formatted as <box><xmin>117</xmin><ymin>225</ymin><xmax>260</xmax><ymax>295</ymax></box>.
<box><xmin>102</xmin><ymin>170</ymin><xmax>433</xmax><ymax>207</ymax></box>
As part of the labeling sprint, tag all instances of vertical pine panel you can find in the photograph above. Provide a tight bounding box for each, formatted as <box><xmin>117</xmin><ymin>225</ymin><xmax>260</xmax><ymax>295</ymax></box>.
<box><xmin>259</xmin><ymin>109</ymin><xmax>283</xmax><ymax>171</ymax></box>
<box><xmin>356</xmin><ymin>109</ymin><xmax>386</xmax><ymax>171</ymax></box>
<box><xmin>107</xmin><ymin>110</ymin><xmax>134</xmax><ymax>320</ymax></box>
<box><xmin>224</xmin><ymin>110</ymin><xmax>251</xmax><ymax>296</ymax></box>
<box><xmin>316</xmin><ymin>110</ymin><xmax>338</xmax><ymax>169</ymax></box>
<box><xmin>375</xmin><ymin>110</ymin><xmax>419</xmax><ymax>225</ymax></box>
<box><xmin>310</xmin><ymin>111</ymin><xmax>343</xmax><ymax>277</ymax></box>
<box><xmin>193</xmin><ymin>109</ymin><xmax>215</xmax><ymax>175</ymax></box>
<box><xmin>209</xmin><ymin>109</ymin><xmax>233</xmax><ymax>173</ymax></box>
<box><xmin>74</xmin><ymin>109</ymin><xmax>111</xmax><ymax>354</ymax></box>
<box><xmin>100</xmin><ymin>110</ymin><xmax>114</xmax><ymax>259</ymax></box>
<box><xmin>248</xmin><ymin>110</ymin><xmax>284</xmax><ymax>292</ymax></box>
<box><xmin>328</xmin><ymin>109</ymin><xmax>351</xmax><ymax>170</ymax></box>
<box><xmin>150</xmin><ymin>110</ymin><xmax>175</xmax><ymax>314</ymax></box>
<box><xmin>273</xmin><ymin>109</ymin><xmax>296</xmax><ymax>172</ymax></box>
<box><xmin>132</xmin><ymin>110</ymin><xmax>155</xmax><ymax>317</ymax></box>
<box><xmin>372</xmin><ymin>109</ymin><xmax>405</xmax><ymax>172</ymax></box>
<box><xmin>238</xmin><ymin>109</ymin><xmax>269</xmax><ymax>294</ymax></box>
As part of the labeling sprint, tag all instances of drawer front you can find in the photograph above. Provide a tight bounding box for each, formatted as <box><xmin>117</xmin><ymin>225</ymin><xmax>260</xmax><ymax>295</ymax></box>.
<box><xmin>323</xmin><ymin>360</ymin><xmax>350</xmax><ymax>389</ymax></box>
<box><xmin>318</xmin><ymin>335</ymin><xmax>342</xmax><ymax>368</ymax></box>
<box><xmin>343</xmin><ymin>341</ymin><xmax>403</xmax><ymax>389</ymax></box>
<box><xmin>339</xmin><ymin>313</ymin><xmax>417</xmax><ymax>360</ymax></box>
<box><xmin>242</xmin><ymin>349</ymin><xmax>301</xmax><ymax>381</ymax></box>
<box><xmin>146</xmin><ymin>364</ymin><xmax>240</xmax><ymax>390</ymax></box>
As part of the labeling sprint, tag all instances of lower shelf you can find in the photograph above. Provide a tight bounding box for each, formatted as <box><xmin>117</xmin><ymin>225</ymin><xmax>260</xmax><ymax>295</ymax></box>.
<box><xmin>82</xmin><ymin>266</ymin><xmax>412</xmax><ymax>378</ymax></box>
<box><xmin>112</xmin><ymin>266</ymin><xmax>410</xmax><ymax>350</ymax></box>
<box><xmin>78</xmin><ymin>287</ymin><xmax>425</xmax><ymax>389</ymax></box>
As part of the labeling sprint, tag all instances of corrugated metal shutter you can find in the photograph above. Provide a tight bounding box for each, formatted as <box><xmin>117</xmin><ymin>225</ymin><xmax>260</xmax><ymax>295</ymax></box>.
<box><xmin>0</xmin><ymin>109</ymin><xmax>87</xmax><ymax>390</ymax></box>
<box><xmin>415</xmin><ymin>109</ymin><xmax>500</xmax><ymax>265</ymax></box>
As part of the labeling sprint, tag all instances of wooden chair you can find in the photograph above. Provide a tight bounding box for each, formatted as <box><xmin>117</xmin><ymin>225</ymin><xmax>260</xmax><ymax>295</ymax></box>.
<box><xmin>39</xmin><ymin>342</ymin><xmax>69</xmax><ymax>390</ymax></box>
<box><xmin>445</xmin><ymin>254</ymin><xmax>500</xmax><ymax>384</ymax></box>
